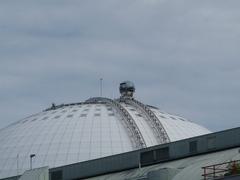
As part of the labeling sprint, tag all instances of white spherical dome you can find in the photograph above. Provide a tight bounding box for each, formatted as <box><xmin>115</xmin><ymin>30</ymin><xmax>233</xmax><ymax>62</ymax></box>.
<box><xmin>0</xmin><ymin>90</ymin><xmax>211</xmax><ymax>179</ymax></box>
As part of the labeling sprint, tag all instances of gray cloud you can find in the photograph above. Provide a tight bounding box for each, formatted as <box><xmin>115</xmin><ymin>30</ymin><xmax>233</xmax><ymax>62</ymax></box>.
<box><xmin>0</xmin><ymin>0</ymin><xmax>240</xmax><ymax>131</ymax></box>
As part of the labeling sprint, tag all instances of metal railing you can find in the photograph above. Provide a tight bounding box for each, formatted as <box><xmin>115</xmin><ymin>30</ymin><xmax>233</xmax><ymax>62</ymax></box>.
<box><xmin>202</xmin><ymin>160</ymin><xmax>240</xmax><ymax>180</ymax></box>
<box><xmin>122</xmin><ymin>97</ymin><xmax>170</xmax><ymax>144</ymax></box>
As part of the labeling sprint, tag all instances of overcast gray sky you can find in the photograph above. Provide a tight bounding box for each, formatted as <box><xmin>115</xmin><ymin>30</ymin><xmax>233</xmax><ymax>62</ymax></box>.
<box><xmin>0</xmin><ymin>0</ymin><xmax>240</xmax><ymax>131</ymax></box>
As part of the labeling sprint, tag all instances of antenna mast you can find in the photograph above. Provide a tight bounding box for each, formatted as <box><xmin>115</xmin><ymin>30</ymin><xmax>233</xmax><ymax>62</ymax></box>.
<box><xmin>100</xmin><ymin>78</ymin><xmax>103</xmax><ymax>97</ymax></box>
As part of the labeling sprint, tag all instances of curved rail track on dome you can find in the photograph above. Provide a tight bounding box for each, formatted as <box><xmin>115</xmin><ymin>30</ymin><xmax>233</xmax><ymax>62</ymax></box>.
<box><xmin>85</xmin><ymin>97</ymin><xmax>147</xmax><ymax>149</ymax></box>
<box><xmin>121</xmin><ymin>97</ymin><xmax>170</xmax><ymax>144</ymax></box>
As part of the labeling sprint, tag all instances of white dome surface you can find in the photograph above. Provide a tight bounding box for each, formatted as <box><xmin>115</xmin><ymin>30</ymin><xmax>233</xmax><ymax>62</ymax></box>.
<box><xmin>0</xmin><ymin>97</ymin><xmax>211</xmax><ymax>179</ymax></box>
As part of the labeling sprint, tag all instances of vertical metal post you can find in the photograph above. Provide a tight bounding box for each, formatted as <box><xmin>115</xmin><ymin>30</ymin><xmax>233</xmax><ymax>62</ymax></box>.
<box><xmin>30</xmin><ymin>154</ymin><xmax>35</xmax><ymax>170</ymax></box>
<box><xmin>213</xmin><ymin>165</ymin><xmax>215</xmax><ymax>178</ymax></box>
<box><xmin>30</xmin><ymin>157</ymin><xmax>32</xmax><ymax>170</ymax></box>
<box><xmin>100</xmin><ymin>78</ymin><xmax>103</xmax><ymax>97</ymax></box>
<box><xmin>17</xmin><ymin>154</ymin><xmax>19</xmax><ymax>176</ymax></box>
<box><xmin>203</xmin><ymin>167</ymin><xmax>206</xmax><ymax>180</ymax></box>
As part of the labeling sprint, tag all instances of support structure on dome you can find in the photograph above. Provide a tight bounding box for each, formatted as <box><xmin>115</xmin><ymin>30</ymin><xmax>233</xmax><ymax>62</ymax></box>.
<box><xmin>118</xmin><ymin>81</ymin><xmax>170</xmax><ymax>144</ymax></box>
<box><xmin>121</xmin><ymin>97</ymin><xmax>170</xmax><ymax>144</ymax></box>
<box><xmin>85</xmin><ymin>97</ymin><xmax>147</xmax><ymax>149</ymax></box>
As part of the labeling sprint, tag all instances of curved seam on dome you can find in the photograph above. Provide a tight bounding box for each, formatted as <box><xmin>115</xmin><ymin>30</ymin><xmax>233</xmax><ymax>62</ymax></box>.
<box><xmin>77</xmin><ymin>107</ymin><xmax>89</xmax><ymax>162</ymax></box>
<box><xmin>65</xmin><ymin>111</ymin><xmax>80</xmax><ymax>164</ymax></box>
<box><xmin>114</xmin><ymin>111</ymin><xmax>125</xmax><ymax>153</ymax></box>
